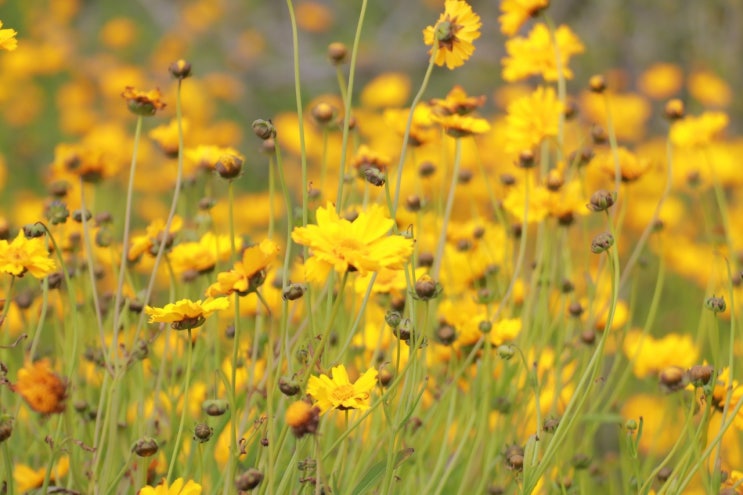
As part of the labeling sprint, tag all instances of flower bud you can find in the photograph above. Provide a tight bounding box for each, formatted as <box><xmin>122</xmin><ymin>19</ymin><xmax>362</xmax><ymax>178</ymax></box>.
<box><xmin>688</xmin><ymin>364</ymin><xmax>714</xmax><ymax>387</ymax></box>
<box><xmin>414</xmin><ymin>274</ymin><xmax>439</xmax><ymax>300</ymax></box>
<box><xmin>590</xmin><ymin>232</ymin><xmax>614</xmax><ymax>254</ymax></box>
<box><xmin>202</xmin><ymin>399</ymin><xmax>230</xmax><ymax>416</ymax></box>
<box><xmin>327</xmin><ymin>42</ymin><xmax>348</xmax><ymax>65</ymax></box>
<box><xmin>45</xmin><ymin>200</ymin><xmax>70</xmax><ymax>225</ymax></box>
<box><xmin>252</xmin><ymin>119</ymin><xmax>277</xmax><ymax>140</ymax></box>
<box><xmin>589</xmin><ymin>74</ymin><xmax>607</xmax><ymax>93</ymax></box>
<box><xmin>705</xmin><ymin>295</ymin><xmax>726</xmax><ymax>314</ymax></box>
<box><xmin>278</xmin><ymin>376</ymin><xmax>301</xmax><ymax>396</ymax></box>
<box><xmin>659</xmin><ymin>366</ymin><xmax>688</xmax><ymax>393</ymax></box>
<box><xmin>235</xmin><ymin>468</ymin><xmax>264</xmax><ymax>491</ymax></box>
<box><xmin>132</xmin><ymin>437</ymin><xmax>159</xmax><ymax>457</ymax></box>
<box><xmin>282</xmin><ymin>283</ymin><xmax>306</xmax><ymax>301</ymax></box>
<box><xmin>169</xmin><ymin>59</ymin><xmax>192</xmax><ymax>79</ymax></box>
<box><xmin>0</xmin><ymin>415</ymin><xmax>13</xmax><ymax>443</ymax></box>
<box><xmin>587</xmin><ymin>189</ymin><xmax>615</xmax><ymax>212</ymax></box>
<box><xmin>664</xmin><ymin>99</ymin><xmax>684</xmax><ymax>120</ymax></box>
<box><xmin>215</xmin><ymin>153</ymin><xmax>243</xmax><ymax>180</ymax></box>
<box><xmin>193</xmin><ymin>423</ymin><xmax>213</xmax><ymax>443</ymax></box>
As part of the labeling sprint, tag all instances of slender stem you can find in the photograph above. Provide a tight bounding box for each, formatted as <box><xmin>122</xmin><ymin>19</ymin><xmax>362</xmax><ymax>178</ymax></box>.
<box><xmin>334</xmin><ymin>0</ymin><xmax>368</xmax><ymax>212</ymax></box>
<box><xmin>431</xmin><ymin>138</ymin><xmax>461</xmax><ymax>281</ymax></box>
<box><xmin>167</xmin><ymin>327</ymin><xmax>195</xmax><ymax>482</ymax></box>
<box><xmin>112</xmin><ymin>115</ymin><xmax>143</xmax><ymax>364</ymax></box>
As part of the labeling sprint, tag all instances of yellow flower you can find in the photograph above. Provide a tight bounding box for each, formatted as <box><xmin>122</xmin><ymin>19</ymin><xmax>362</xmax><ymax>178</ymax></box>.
<box><xmin>670</xmin><ymin>111</ymin><xmax>728</xmax><ymax>148</ymax></box>
<box><xmin>121</xmin><ymin>86</ymin><xmax>167</xmax><ymax>116</ymax></box>
<box><xmin>291</xmin><ymin>202</ymin><xmax>414</xmax><ymax>283</ymax></box>
<box><xmin>14</xmin><ymin>456</ymin><xmax>69</xmax><ymax>492</ymax></box>
<box><xmin>0</xmin><ymin>20</ymin><xmax>18</xmax><ymax>51</ymax></box>
<box><xmin>638</xmin><ymin>63</ymin><xmax>683</xmax><ymax>100</ymax></box>
<box><xmin>430</xmin><ymin>85</ymin><xmax>486</xmax><ymax>116</ymax></box>
<box><xmin>169</xmin><ymin>232</ymin><xmax>240</xmax><ymax>277</ymax></box>
<box><xmin>498</xmin><ymin>0</ymin><xmax>550</xmax><ymax>36</ymax></box>
<box><xmin>622</xmin><ymin>330</ymin><xmax>699</xmax><ymax>378</ymax></box>
<box><xmin>423</xmin><ymin>0</ymin><xmax>481</xmax><ymax>70</ymax></box>
<box><xmin>13</xmin><ymin>359</ymin><xmax>67</xmax><ymax>414</ymax></box>
<box><xmin>307</xmin><ymin>364</ymin><xmax>378</xmax><ymax>414</ymax></box>
<box><xmin>138</xmin><ymin>478</ymin><xmax>203</xmax><ymax>495</ymax></box>
<box><xmin>205</xmin><ymin>239</ymin><xmax>280</xmax><ymax>297</ymax></box>
<box><xmin>285</xmin><ymin>400</ymin><xmax>320</xmax><ymax>438</ymax></box>
<box><xmin>579</xmin><ymin>90</ymin><xmax>651</xmax><ymax>142</ymax></box>
<box><xmin>505</xmin><ymin>86</ymin><xmax>564</xmax><ymax>153</ymax></box>
<box><xmin>0</xmin><ymin>231</ymin><xmax>56</xmax><ymax>279</ymax></box>
<box><xmin>430</xmin><ymin>113</ymin><xmax>491</xmax><ymax>138</ymax></box>
<box><xmin>360</xmin><ymin>72</ymin><xmax>411</xmax><ymax>108</ymax></box>
<box><xmin>149</xmin><ymin>118</ymin><xmax>190</xmax><ymax>157</ymax></box>
<box><xmin>593</xmin><ymin>147</ymin><xmax>652</xmax><ymax>183</ymax></box>
<box><xmin>145</xmin><ymin>297</ymin><xmax>230</xmax><ymax>330</ymax></box>
<box><xmin>502</xmin><ymin>23</ymin><xmax>584</xmax><ymax>82</ymax></box>
<box><xmin>128</xmin><ymin>216</ymin><xmax>183</xmax><ymax>261</ymax></box>
<box><xmin>688</xmin><ymin>69</ymin><xmax>732</xmax><ymax>108</ymax></box>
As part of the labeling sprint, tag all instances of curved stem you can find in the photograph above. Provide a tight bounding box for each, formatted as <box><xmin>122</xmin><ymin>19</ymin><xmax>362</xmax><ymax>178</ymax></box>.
<box><xmin>167</xmin><ymin>327</ymin><xmax>195</xmax><ymax>482</ymax></box>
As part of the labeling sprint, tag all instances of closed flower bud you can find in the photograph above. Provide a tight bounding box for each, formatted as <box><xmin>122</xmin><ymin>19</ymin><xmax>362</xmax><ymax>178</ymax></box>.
<box><xmin>169</xmin><ymin>59</ymin><xmax>192</xmax><ymax>79</ymax></box>
<box><xmin>435</xmin><ymin>323</ymin><xmax>457</xmax><ymax>345</ymax></box>
<box><xmin>517</xmin><ymin>150</ymin><xmax>536</xmax><ymax>169</ymax></box>
<box><xmin>543</xmin><ymin>416</ymin><xmax>560</xmax><ymax>433</ymax></box>
<box><xmin>587</xmin><ymin>189</ymin><xmax>615</xmax><ymax>212</ymax></box>
<box><xmin>659</xmin><ymin>366</ymin><xmax>687</xmax><ymax>393</ymax></box>
<box><xmin>327</xmin><ymin>42</ymin><xmax>348</xmax><ymax>65</ymax></box>
<box><xmin>132</xmin><ymin>437</ymin><xmax>159</xmax><ymax>457</ymax></box>
<box><xmin>279</xmin><ymin>376</ymin><xmax>301</xmax><ymax>396</ymax></box>
<box><xmin>45</xmin><ymin>200</ymin><xmax>69</xmax><ymax>225</ymax></box>
<box><xmin>405</xmin><ymin>195</ymin><xmax>422</xmax><ymax>212</ymax></box>
<box><xmin>311</xmin><ymin>103</ymin><xmax>335</xmax><ymax>125</ymax></box>
<box><xmin>392</xmin><ymin>319</ymin><xmax>412</xmax><ymax>341</ymax></box>
<box><xmin>497</xmin><ymin>344</ymin><xmax>515</xmax><ymax>360</ymax></box>
<box><xmin>705</xmin><ymin>295</ymin><xmax>726</xmax><ymax>314</ymax></box>
<box><xmin>414</xmin><ymin>274</ymin><xmax>440</xmax><ymax>300</ymax></box>
<box><xmin>572</xmin><ymin>453</ymin><xmax>591</xmax><ymax>470</ymax></box>
<box><xmin>589</xmin><ymin>74</ymin><xmax>607</xmax><ymax>93</ymax></box>
<box><xmin>215</xmin><ymin>153</ymin><xmax>243</xmax><ymax>180</ymax></box>
<box><xmin>252</xmin><ymin>119</ymin><xmax>277</xmax><ymax>140</ymax></box>
<box><xmin>418</xmin><ymin>161</ymin><xmax>436</xmax><ymax>178</ymax></box>
<box><xmin>625</xmin><ymin>419</ymin><xmax>638</xmax><ymax>432</ymax></box>
<box><xmin>688</xmin><ymin>364</ymin><xmax>714</xmax><ymax>387</ymax></box>
<box><xmin>202</xmin><ymin>399</ymin><xmax>230</xmax><ymax>416</ymax></box>
<box><xmin>282</xmin><ymin>283</ymin><xmax>306</xmax><ymax>301</ymax></box>
<box><xmin>72</xmin><ymin>209</ymin><xmax>93</xmax><ymax>223</ymax></box>
<box><xmin>193</xmin><ymin>423</ymin><xmax>213</xmax><ymax>443</ymax></box>
<box><xmin>0</xmin><ymin>415</ymin><xmax>13</xmax><ymax>443</ymax></box>
<box><xmin>361</xmin><ymin>166</ymin><xmax>386</xmax><ymax>187</ymax></box>
<box><xmin>385</xmin><ymin>310</ymin><xmax>402</xmax><ymax>329</ymax></box>
<box><xmin>235</xmin><ymin>468</ymin><xmax>264</xmax><ymax>491</ymax></box>
<box><xmin>664</xmin><ymin>99</ymin><xmax>684</xmax><ymax>120</ymax></box>
<box><xmin>23</xmin><ymin>224</ymin><xmax>46</xmax><ymax>238</ymax></box>
<box><xmin>590</xmin><ymin>232</ymin><xmax>614</xmax><ymax>254</ymax></box>
<box><xmin>378</xmin><ymin>367</ymin><xmax>393</xmax><ymax>387</ymax></box>
<box><xmin>479</xmin><ymin>321</ymin><xmax>492</xmax><ymax>334</ymax></box>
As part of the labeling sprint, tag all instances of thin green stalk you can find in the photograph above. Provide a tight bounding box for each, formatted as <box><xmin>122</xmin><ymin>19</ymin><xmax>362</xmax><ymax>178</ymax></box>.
<box><xmin>285</xmin><ymin>0</ymin><xmax>309</xmax><ymax>228</ymax></box>
<box><xmin>112</xmin><ymin>115</ymin><xmax>143</xmax><ymax>363</ymax></box>
<box><xmin>390</xmin><ymin>45</ymin><xmax>438</xmax><ymax>219</ymax></box>
<box><xmin>3</xmin><ymin>441</ymin><xmax>15</xmax><ymax>495</ymax></box>
<box><xmin>431</xmin><ymin>138</ymin><xmax>462</xmax><ymax>281</ymax></box>
<box><xmin>167</xmin><ymin>327</ymin><xmax>195</xmax><ymax>482</ymax></box>
<box><xmin>333</xmin><ymin>0</ymin><xmax>368</xmax><ymax>212</ymax></box>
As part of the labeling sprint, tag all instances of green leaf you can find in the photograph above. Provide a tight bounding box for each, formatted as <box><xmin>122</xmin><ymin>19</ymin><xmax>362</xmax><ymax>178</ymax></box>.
<box><xmin>351</xmin><ymin>448</ymin><xmax>414</xmax><ymax>495</ymax></box>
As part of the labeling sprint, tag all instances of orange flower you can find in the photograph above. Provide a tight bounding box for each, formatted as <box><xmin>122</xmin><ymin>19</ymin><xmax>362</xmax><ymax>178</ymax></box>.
<box><xmin>13</xmin><ymin>360</ymin><xmax>67</xmax><ymax>414</ymax></box>
<box><xmin>121</xmin><ymin>86</ymin><xmax>166</xmax><ymax>116</ymax></box>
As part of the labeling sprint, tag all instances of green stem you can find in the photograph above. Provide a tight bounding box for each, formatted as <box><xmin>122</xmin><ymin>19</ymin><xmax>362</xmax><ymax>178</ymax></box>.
<box><xmin>167</xmin><ymin>327</ymin><xmax>195</xmax><ymax>482</ymax></box>
<box><xmin>431</xmin><ymin>138</ymin><xmax>462</xmax><ymax>281</ymax></box>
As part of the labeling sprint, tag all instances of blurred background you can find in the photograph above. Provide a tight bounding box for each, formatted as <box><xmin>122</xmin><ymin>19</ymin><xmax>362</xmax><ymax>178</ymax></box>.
<box><xmin>0</xmin><ymin>0</ymin><xmax>741</xmax><ymax>191</ymax></box>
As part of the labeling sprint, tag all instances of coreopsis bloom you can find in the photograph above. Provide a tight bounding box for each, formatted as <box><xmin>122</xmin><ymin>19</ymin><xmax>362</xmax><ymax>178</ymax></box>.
<box><xmin>291</xmin><ymin>202</ymin><xmax>414</xmax><ymax>283</ymax></box>
<box><xmin>638</xmin><ymin>63</ymin><xmax>683</xmax><ymax>99</ymax></box>
<box><xmin>383</xmin><ymin>105</ymin><xmax>438</xmax><ymax>146</ymax></box>
<box><xmin>502</xmin><ymin>179</ymin><xmax>550</xmax><ymax>223</ymax></box>
<box><xmin>502</xmin><ymin>23</ymin><xmax>584</xmax><ymax>82</ymax></box>
<box><xmin>307</xmin><ymin>364</ymin><xmax>378</xmax><ymax>414</ymax></box>
<box><xmin>14</xmin><ymin>456</ymin><xmax>69</xmax><ymax>493</ymax></box>
<box><xmin>13</xmin><ymin>360</ymin><xmax>67</xmax><ymax>414</ymax></box>
<box><xmin>622</xmin><ymin>330</ymin><xmax>698</xmax><ymax>378</ymax></box>
<box><xmin>185</xmin><ymin>145</ymin><xmax>244</xmax><ymax>174</ymax></box>
<box><xmin>0</xmin><ymin>231</ymin><xmax>56</xmax><ymax>279</ymax></box>
<box><xmin>285</xmin><ymin>400</ymin><xmax>320</xmax><ymax>438</ymax></box>
<box><xmin>430</xmin><ymin>85</ymin><xmax>485</xmax><ymax>116</ymax></box>
<box><xmin>423</xmin><ymin>0</ymin><xmax>481</xmax><ymax>70</ymax></box>
<box><xmin>145</xmin><ymin>297</ymin><xmax>230</xmax><ymax>330</ymax></box>
<box><xmin>351</xmin><ymin>145</ymin><xmax>390</xmax><ymax>178</ymax></box>
<box><xmin>670</xmin><ymin>111</ymin><xmax>728</xmax><ymax>148</ymax></box>
<box><xmin>579</xmin><ymin>90</ymin><xmax>652</xmax><ymax>142</ymax></box>
<box><xmin>121</xmin><ymin>86</ymin><xmax>166</xmax><ymax>116</ymax></box>
<box><xmin>138</xmin><ymin>478</ymin><xmax>203</xmax><ymax>495</ymax></box>
<box><xmin>688</xmin><ymin>69</ymin><xmax>732</xmax><ymax>108</ymax></box>
<box><xmin>169</xmin><ymin>232</ymin><xmax>240</xmax><ymax>277</ymax></box>
<box><xmin>430</xmin><ymin>113</ymin><xmax>491</xmax><ymax>138</ymax></box>
<box><xmin>205</xmin><ymin>239</ymin><xmax>279</xmax><ymax>297</ymax></box>
<box><xmin>504</xmin><ymin>86</ymin><xmax>563</xmax><ymax>153</ymax></box>
<box><xmin>498</xmin><ymin>0</ymin><xmax>550</xmax><ymax>36</ymax></box>
<box><xmin>0</xmin><ymin>20</ymin><xmax>18</xmax><ymax>51</ymax></box>
<box><xmin>593</xmin><ymin>147</ymin><xmax>651</xmax><ymax>182</ymax></box>
<box><xmin>128</xmin><ymin>215</ymin><xmax>183</xmax><ymax>261</ymax></box>
<box><xmin>149</xmin><ymin>118</ymin><xmax>189</xmax><ymax>157</ymax></box>
<box><xmin>50</xmin><ymin>142</ymin><xmax>119</xmax><ymax>183</ymax></box>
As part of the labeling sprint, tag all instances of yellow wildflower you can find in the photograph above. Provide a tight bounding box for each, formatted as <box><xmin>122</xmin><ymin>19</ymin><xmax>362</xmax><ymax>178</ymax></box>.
<box><xmin>145</xmin><ymin>297</ymin><xmax>230</xmax><ymax>330</ymax></box>
<box><xmin>502</xmin><ymin>23</ymin><xmax>584</xmax><ymax>82</ymax></box>
<box><xmin>13</xmin><ymin>359</ymin><xmax>67</xmax><ymax>414</ymax></box>
<box><xmin>505</xmin><ymin>86</ymin><xmax>564</xmax><ymax>153</ymax></box>
<box><xmin>307</xmin><ymin>364</ymin><xmax>378</xmax><ymax>414</ymax></box>
<box><xmin>14</xmin><ymin>456</ymin><xmax>69</xmax><ymax>493</ymax></box>
<box><xmin>0</xmin><ymin>231</ymin><xmax>56</xmax><ymax>279</ymax></box>
<box><xmin>423</xmin><ymin>0</ymin><xmax>482</xmax><ymax>70</ymax></box>
<box><xmin>498</xmin><ymin>0</ymin><xmax>550</xmax><ymax>36</ymax></box>
<box><xmin>138</xmin><ymin>478</ymin><xmax>203</xmax><ymax>495</ymax></box>
<box><xmin>0</xmin><ymin>20</ymin><xmax>18</xmax><ymax>51</ymax></box>
<box><xmin>205</xmin><ymin>239</ymin><xmax>279</xmax><ymax>297</ymax></box>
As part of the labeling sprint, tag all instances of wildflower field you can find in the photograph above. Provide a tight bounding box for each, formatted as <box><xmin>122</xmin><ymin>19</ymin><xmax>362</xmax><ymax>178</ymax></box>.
<box><xmin>2</xmin><ymin>0</ymin><xmax>743</xmax><ymax>493</ymax></box>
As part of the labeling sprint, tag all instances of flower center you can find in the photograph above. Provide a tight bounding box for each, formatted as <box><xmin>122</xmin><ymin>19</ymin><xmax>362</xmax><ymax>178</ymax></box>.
<box><xmin>330</xmin><ymin>384</ymin><xmax>359</xmax><ymax>403</ymax></box>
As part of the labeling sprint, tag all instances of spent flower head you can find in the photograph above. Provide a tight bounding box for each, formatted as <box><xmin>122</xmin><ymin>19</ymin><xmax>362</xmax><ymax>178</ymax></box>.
<box><xmin>121</xmin><ymin>86</ymin><xmax>166</xmax><ymax>116</ymax></box>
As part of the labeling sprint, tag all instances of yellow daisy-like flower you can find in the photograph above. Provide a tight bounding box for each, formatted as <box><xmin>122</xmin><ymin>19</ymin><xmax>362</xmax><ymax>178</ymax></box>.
<box><xmin>504</xmin><ymin>86</ymin><xmax>564</xmax><ymax>153</ymax></box>
<box><xmin>169</xmin><ymin>232</ymin><xmax>239</xmax><ymax>277</ymax></box>
<box><xmin>593</xmin><ymin>147</ymin><xmax>652</xmax><ymax>183</ymax></box>
<box><xmin>306</xmin><ymin>364</ymin><xmax>378</xmax><ymax>414</ymax></box>
<box><xmin>0</xmin><ymin>231</ymin><xmax>56</xmax><ymax>279</ymax></box>
<box><xmin>430</xmin><ymin>85</ymin><xmax>486</xmax><ymax>116</ymax></box>
<box><xmin>670</xmin><ymin>111</ymin><xmax>728</xmax><ymax>148</ymax></box>
<box><xmin>0</xmin><ymin>20</ymin><xmax>18</xmax><ymax>52</ymax></box>
<box><xmin>149</xmin><ymin>118</ymin><xmax>190</xmax><ymax>157</ymax></box>
<box><xmin>502</xmin><ymin>23</ymin><xmax>584</xmax><ymax>82</ymax></box>
<box><xmin>205</xmin><ymin>239</ymin><xmax>280</xmax><ymax>297</ymax></box>
<box><xmin>14</xmin><ymin>456</ymin><xmax>69</xmax><ymax>493</ymax></box>
<box><xmin>498</xmin><ymin>0</ymin><xmax>550</xmax><ymax>36</ymax></box>
<box><xmin>291</xmin><ymin>202</ymin><xmax>414</xmax><ymax>284</ymax></box>
<box><xmin>128</xmin><ymin>215</ymin><xmax>183</xmax><ymax>261</ymax></box>
<box><xmin>430</xmin><ymin>113</ymin><xmax>491</xmax><ymax>138</ymax></box>
<box><xmin>145</xmin><ymin>297</ymin><xmax>230</xmax><ymax>330</ymax></box>
<box><xmin>138</xmin><ymin>478</ymin><xmax>202</xmax><ymax>495</ymax></box>
<box><xmin>423</xmin><ymin>0</ymin><xmax>481</xmax><ymax>70</ymax></box>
